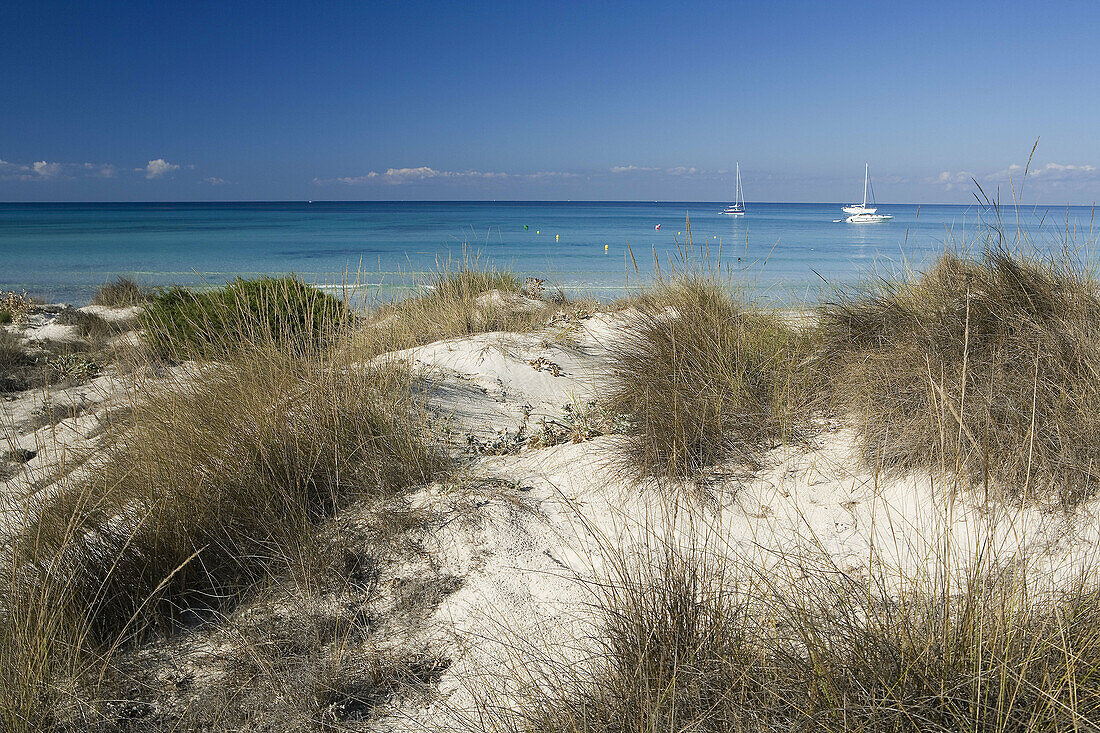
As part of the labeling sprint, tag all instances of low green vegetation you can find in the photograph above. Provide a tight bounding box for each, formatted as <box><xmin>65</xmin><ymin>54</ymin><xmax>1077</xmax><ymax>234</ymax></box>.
<box><xmin>139</xmin><ymin>275</ymin><xmax>347</xmax><ymax>358</ymax></box>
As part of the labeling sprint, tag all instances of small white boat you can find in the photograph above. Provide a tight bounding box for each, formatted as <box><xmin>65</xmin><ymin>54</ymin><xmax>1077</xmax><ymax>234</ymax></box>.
<box><xmin>844</xmin><ymin>164</ymin><xmax>891</xmax><ymax>222</ymax></box>
<box><xmin>720</xmin><ymin>162</ymin><xmax>746</xmax><ymax>216</ymax></box>
<box><xmin>846</xmin><ymin>211</ymin><xmax>892</xmax><ymax>223</ymax></box>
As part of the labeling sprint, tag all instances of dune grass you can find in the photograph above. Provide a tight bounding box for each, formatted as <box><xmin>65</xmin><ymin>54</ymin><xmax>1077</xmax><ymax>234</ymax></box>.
<box><xmin>1</xmin><ymin>289</ymin><xmax>448</xmax><ymax>728</ymax></box>
<box><xmin>90</xmin><ymin>277</ymin><xmax>149</xmax><ymax>308</ymax></box>
<box><xmin>139</xmin><ymin>275</ymin><xmax>347</xmax><ymax>359</ymax></box>
<box><xmin>53</xmin><ymin>306</ymin><xmax>115</xmax><ymax>341</ymax></box>
<box><xmin>481</xmin><ymin>539</ymin><xmax>1100</xmax><ymax>732</ymax></box>
<box><xmin>360</xmin><ymin>268</ymin><xmax>592</xmax><ymax>354</ymax></box>
<box><xmin>606</xmin><ymin>274</ymin><xmax>815</xmax><ymax>488</ymax></box>
<box><xmin>819</xmin><ymin>244</ymin><xmax>1100</xmax><ymax>506</ymax></box>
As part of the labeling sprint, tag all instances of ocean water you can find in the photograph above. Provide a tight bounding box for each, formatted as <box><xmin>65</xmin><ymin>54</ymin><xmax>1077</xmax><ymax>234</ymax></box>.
<box><xmin>0</xmin><ymin>201</ymin><xmax>1094</xmax><ymax>306</ymax></box>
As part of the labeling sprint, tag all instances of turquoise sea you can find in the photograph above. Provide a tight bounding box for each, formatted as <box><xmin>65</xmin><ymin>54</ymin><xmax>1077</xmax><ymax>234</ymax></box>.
<box><xmin>0</xmin><ymin>201</ymin><xmax>1095</xmax><ymax>306</ymax></box>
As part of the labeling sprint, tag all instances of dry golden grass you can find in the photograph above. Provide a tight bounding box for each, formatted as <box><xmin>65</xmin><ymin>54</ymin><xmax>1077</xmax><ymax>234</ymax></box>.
<box><xmin>479</xmin><ymin>540</ymin><xmax>1100</xmax><ymax>732</ymax></box>
<box><xmin>606</xmin><ymin>273</ymin><xmax>816</xmax><ymax>488</ymax></box>
<box><xmin>358</xmin><ymin>268</ymin><xmax>593</xmax><ymax>355</ymax></box>
<box><xmin>90</xmin><ymin>277</ymin><xmax>149</xmax><ymax>308</ymax></box>
<box><xmin>819</xmin><ymin>245</ymin><xmax>1100</xmax><ymax>506</ymax></box>
<box><xmin>0</xmin><ymin>285</ymin><xmax>448</xmax><ymax>730</ymax></box>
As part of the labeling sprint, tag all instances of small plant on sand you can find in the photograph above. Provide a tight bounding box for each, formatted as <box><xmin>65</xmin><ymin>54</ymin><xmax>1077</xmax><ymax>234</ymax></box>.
<box><xmin>90</xmin><ymin>276</ymin><xmax>149</xmax><ymax>308</ymax></box>
<box><xmin>140</xmin><ymin>275</ymin><xmax>346</xmax><ymax>358</ymax></box>
<box><xmin>53</xmin><ymin>306</ymin><xmax>115</xmax><ymax>341</ymax></box>
<box><xmin>820</xmin><ymin>243</ymin><xmax>1100</xmax><ymax>506</ymax></box>
<box><xmin>0</xmin><ymin>291</ymin><xmax>35</xmax><ymax>324</ymax></box>
<box><xmin>607</xmin><ymin>274</ymin><xmax>814</xmax><ymax>488</ymax></box>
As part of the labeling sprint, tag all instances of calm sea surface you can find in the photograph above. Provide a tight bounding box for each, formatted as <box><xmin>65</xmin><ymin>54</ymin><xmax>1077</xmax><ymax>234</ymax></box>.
<box><xmin>1</xmin><ymin>201</ymin><xmax>1095</xmax><ymax>306</ymax></box>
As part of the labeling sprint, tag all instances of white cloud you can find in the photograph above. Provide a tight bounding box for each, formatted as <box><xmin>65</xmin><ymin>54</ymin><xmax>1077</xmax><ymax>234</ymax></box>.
<box><xmin>666</xmin><ymin>166</ymin><xmax>700</xmax><ymax>176</ymax></box>
<box><xmin>381</xmin><ymin>166</ymin><xmax>443</xmax><ymax>181</ymax></box>
<box><xmin>1025</xmin><ymin>162</ymin><xmax>1097</xmax><ymax>182</ymax></box>
<box><xmin>84</xmin><ymin>163</ymin><xmax>117</xmax><ymax>178</ymax></box>
<box><xmin>0</xmin><ymin>159</ymin><xmax>116</xmax><ymax>181</ymax></box>
<box><xmin>935</xmin><ymin>161</ymin><xmax>1098</xmax><ymax>192</ymax></box>
<box><xmin>143</xmin><ymin>158</ymin><xmax>180</xmax><ymax>179</ymax></box>
<box><xmin>203</xmin><ymin>176</ymin><xmax>233</xmax><ymax>186</ymax></box>
<box><xmin>610</xmin><ymin>165</ymin><xmax>660</xmax><ymax>174</ymax></box>
<box><xmin>317</xmin><ymin>166</ymin><xmax>521</xmax><ymax>185</ymax></box>
<box><xmin>931</xmin><ymin>170</ymin><xmax>976</xmax><ymax>190</ymax></box>
<box><xmin>988</xmin><ymin>161</ymin><xmax>1097</xmax><ymax>184</ymax></box>
<box><xmin>526</xmin><ymin>171</ymin><xmax>580</xmax><ymax>179</ymax></box>
<box><xmin>32</xmin><ymin>161</ymin><xmax>64</xmax><ymax>179</ymax></box>
<box><xmin>0</xmin><ymin>159</ymin><xmax>31</xmax><ymax>178</ymax></box>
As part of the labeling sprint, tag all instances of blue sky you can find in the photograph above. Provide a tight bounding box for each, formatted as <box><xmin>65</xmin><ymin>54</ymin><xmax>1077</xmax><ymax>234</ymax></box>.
<box><xmin>1</xmin><ymin>0</ymin><xmax>1098</xmax><ymax>203</ymax></box>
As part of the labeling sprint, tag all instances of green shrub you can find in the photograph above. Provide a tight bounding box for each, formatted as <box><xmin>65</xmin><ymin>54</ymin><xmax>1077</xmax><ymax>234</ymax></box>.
<box><xmin>140</xmin><ymin>276</ymin><xmax>346</xmax><ymax>359</ymax></box>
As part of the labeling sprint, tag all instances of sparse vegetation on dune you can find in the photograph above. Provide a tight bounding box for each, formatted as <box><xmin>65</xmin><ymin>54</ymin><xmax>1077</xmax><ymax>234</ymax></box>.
<box><xmin>360</xmin><ymin>267</ymin><xmax>592</xmax><ymax>354</ymax></box>
<box><xmin>1</xmin><ymin>283</ymin><xmax>448</xmax><ymax>728</ymax></box>
<box><xmin>18</xmin><ymin>343</ymin><xmax>444</xmax><ymax>640</ymax></box>
<box><xmin>820</xmin><ymin>244</ymin><xmax>1100</xmax><ymax>506</ymax></box>
<box><xmin>483</xmin><ymin>544</ymin><xmax>1100</xmax><ymax>732</ymax></box>
<box><xmin>607</xmin><ymin>273</ymin><xmax>815</xmax><ymax>488</ymax></box>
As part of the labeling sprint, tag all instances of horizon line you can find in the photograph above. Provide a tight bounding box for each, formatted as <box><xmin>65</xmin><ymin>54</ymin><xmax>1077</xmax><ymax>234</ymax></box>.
<box><xmin>1</xmin><ymin>199</ymin><xmax>1095</xmax><ymax>207</ymax></box>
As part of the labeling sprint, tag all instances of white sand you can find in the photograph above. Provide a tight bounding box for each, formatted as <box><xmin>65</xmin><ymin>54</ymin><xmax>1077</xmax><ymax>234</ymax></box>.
<box><xmin>374</xmin><ymin>310</ymin><xmax>1100</xmax><ymax>725</ymax></box>
<box><xmin>78</xmin><ymin>304</ymin><xmax>144</xmax><ymax>322</ymax></box>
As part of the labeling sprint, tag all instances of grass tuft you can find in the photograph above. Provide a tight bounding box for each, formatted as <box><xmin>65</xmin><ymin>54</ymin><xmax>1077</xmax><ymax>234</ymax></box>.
<box><xmin>361</xmin><ymin>267</ymin><xmax>581</xmax><ymax>354</ymax></box>
<box><xmin>607</xmin><ymin>274</ymin><xmax>814</xmax><ymax>487</ymax></box>
<box><xmin>90</xmin><ymin>277</ymin><xmax>149</xmax><ymax>308</ymax></box>
<box><xmin>487</xmin><ymin>545</ymin><xmax>1100</xmax><ymax>732</ymax></box>
<box><xmin>819</xmin><ymin>245</ymin><xmax>1100</xmax><ymax>505</ymax></box>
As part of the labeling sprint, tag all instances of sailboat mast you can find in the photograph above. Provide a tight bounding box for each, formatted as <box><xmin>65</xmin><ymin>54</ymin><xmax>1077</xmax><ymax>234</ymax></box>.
<box><xmin>862</xmin><ymin>163</ymin><xmax>869</xmax><ymax>208</ymax></box>
<box><xmin>736</xmin><ymin>163</ymin><xmax>743</xmax><ymax>207</ymax></box>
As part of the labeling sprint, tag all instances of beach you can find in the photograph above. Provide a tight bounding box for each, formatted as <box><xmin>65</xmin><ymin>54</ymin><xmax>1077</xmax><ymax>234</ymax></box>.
<box><xmin>5</xmin><ymin>255</ymin><xmax>1100</xmax><ymax>728</ymax></box>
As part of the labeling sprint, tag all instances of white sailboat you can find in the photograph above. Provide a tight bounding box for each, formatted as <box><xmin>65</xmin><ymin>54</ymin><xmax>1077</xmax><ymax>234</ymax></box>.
<box><xmin>720</xmin><ymin>162</ymin><xmax>745</xmax><ymax>216</ymax></box>
<box><xmin>843</xmin><ymin>164</ymin><xmax>891</xmax><ymax>222</ymax></box>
